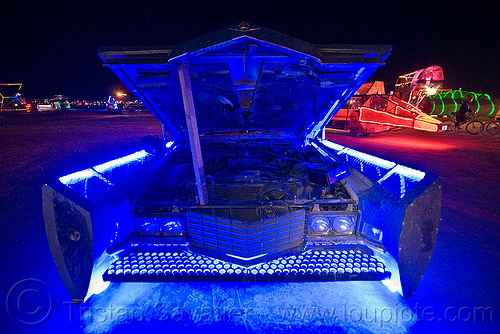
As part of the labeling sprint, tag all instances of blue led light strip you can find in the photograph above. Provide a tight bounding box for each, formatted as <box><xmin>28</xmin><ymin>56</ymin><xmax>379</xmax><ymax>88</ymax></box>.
<box><xmin>58</xmin><ymin>149</ymin><xmax>156</xmax><ymax>202</ymax></box>
<box><xmin>316</xmin><ymin>140</ymin><xmax>425</xmax><ymax>199</ymax></box>
<box><xmin>94</xmin><ymin>150</ymin><xmax>149</xmax><ymax>173</ymax></box>
<box><xmin>380</xmin><ymin>165</ymin><xmax>425</xmax><ymax>182</ymax></box>
<box><xmin>59</xmin><ymin>150</ymin><xmax>151</xmax><ymax>185</ymax></box>
<box><xmin>59</xmin><ymin>169</ymin><xmax>96</xmax><ymax>185</ymax></box>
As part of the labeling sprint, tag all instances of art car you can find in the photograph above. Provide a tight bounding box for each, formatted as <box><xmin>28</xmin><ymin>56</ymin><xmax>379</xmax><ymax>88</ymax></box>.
<box><xmin>43</xmin><ymin>23</ymin><xmax>441</xmax><ymax>304</ymax></box>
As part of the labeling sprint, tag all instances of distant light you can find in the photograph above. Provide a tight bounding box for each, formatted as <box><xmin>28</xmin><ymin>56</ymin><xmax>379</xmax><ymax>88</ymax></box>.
<box><xmin>425</xmin><ymin>86</ymin><xmax>437</xmax><ymax>96</ymax></box>
<box><xmin>116</xmin><ymin>92</ymin><xmax>127</xmax><ymax>97</ymax></box>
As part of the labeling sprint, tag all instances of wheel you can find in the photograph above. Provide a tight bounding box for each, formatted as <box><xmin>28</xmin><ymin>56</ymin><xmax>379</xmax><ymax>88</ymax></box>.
<box><xmin>484</xmin><ymin>121</ymin><xmax>500</xmax><ymax>136</ymax></box>
<box><xmin>466</xmin><ymin>120</ymin><xmax>482</xmax><ymax>134</ymax></box>
<box><xmin>442</xmin><ymin>120</ymin><xmax>455</xmax><ymax>132</ymax></box>
<box><xmin>349</xmin><ymin>127</ymin><xmax>360</xmax><ymax>137</ymax></box>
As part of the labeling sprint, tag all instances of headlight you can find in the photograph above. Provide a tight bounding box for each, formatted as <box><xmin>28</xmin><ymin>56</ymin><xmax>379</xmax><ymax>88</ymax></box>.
<box><xmin>136</xmin><ymin>218</ymin><xmax>160</xmax><ymax>235</ymax></box>
<box><xmin>308</xmin><ymin>215</ymin><xmax>356</xmax><ymax>235</ymax></box>
<box><xmin>309</xmin><ymin>217</ymin><xmax>331</xmax><ymax>234</ymax></box>
<box><xmin>136</xmin><ymin>217</ymin><xmax>185</xmax><ymax>236</ymax></box>
<box><xmin>332</xmin><ymin>216</ymin><xmax>355</xmax><ymax>234</ymax></box>
<box><xmin>160</xmin><ymin>219</ymin><xmax>184</xmax><ymax>236</ymax></box>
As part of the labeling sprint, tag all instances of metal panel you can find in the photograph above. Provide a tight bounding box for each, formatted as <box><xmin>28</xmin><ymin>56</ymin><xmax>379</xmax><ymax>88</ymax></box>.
<box><xmin>43</xmin><ymin>185</ymin><xmax>93</xmax><ymax>304</ymax></box>
<box><xmin>399</xmin><ymin>178</ymin><xmax>441</xmax><ymax>298</ymax></box>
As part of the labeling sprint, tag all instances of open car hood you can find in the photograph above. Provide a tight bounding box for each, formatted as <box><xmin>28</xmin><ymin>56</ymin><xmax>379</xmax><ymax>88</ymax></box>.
<box><xmin>99</xmin><ymin>23</ymin><xmax>391</xmax><ymax>141</ymax></box>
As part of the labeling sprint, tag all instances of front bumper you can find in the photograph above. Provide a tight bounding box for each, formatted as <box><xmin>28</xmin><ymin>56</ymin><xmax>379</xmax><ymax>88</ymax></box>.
<box><xmin>43</xmin><ymin>139</ymin><xmax>440</xmax><ymax>303</ymax></box>
<box><xmin>103</xmin><ymin>247</ymin><xmax>390</xmax><ymax>283</ymax></box>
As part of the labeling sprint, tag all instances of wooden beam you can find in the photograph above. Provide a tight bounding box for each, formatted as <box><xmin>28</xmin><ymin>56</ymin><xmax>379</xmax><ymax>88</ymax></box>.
<box><xmin>177</xmin><ymin>62</ymin><xmax>209</xmax><ymax>205</ymax></box>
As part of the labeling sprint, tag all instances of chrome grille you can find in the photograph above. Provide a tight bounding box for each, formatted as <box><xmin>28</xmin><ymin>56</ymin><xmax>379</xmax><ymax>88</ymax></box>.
<box><xmin>187</xmin><ymin>210</ymin><xmax>305</xmax><ymax>259</ymax></box>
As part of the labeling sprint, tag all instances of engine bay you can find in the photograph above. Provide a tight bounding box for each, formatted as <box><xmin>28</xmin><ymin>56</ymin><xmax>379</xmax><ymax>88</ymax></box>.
<box><xmin>135</xmin><ymin>142</ymin><xmax>354</xmax><ymax>221</ymax></box>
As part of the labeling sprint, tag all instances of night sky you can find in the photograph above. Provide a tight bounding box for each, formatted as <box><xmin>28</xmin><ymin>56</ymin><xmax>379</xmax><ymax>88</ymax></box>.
<box><xmin>1</xmin><ymin>0</ymin><xmax>499</xmax><ymax>100</ymax></box>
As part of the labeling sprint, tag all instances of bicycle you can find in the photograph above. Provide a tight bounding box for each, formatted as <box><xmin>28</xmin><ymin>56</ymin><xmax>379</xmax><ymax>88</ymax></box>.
<box><xmin>465</xmin><ymin>118</ymin><xmax>483</xmax><ymax>134</ymax></box>
<box><xmin>442</xmin><ymin>119</ymin><xmax>456</xmax><ymax>132</ymax></box>
<box><xmin>442</xmin><ymin>111</ymin><xmax>483</xmax><ymax>134</ymax></box>
<box><xmin>481</xmin><ymin>120</ymin><xmax>500</xmax><ymax>136</ymax></box>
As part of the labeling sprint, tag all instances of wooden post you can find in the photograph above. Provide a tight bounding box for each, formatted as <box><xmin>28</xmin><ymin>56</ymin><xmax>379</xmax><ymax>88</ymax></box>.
<box><xmin>177</xmin><ymin>62</ymin><xmax>209</xmax><ymax>205</ymax></box>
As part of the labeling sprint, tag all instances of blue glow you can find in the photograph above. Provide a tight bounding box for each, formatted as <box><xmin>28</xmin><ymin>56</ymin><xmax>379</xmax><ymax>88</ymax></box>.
<box><xmin>59</xmin><ymin>150</ymin><xmax>150</xmax><ymax>183</ymax></box>
<box><xmin>159</xmin><ymin>218</ymin><xmax>183</xmax><ymax>234</ymax></box>
<box><xmin>312</xmin><ymin>145</ymin><xmax>333</xmax><ymax>159</ymax></box>
<box><xmin>57</xmin><ymin>149</ymin><xmax>156</xmax><ymax>202</ymax></box>
<box><xmin>319</xmin><ymin>140</ymin><xmax>345</xmax><ymax>152</ymax></box>
<box><xmin>317</xmin><ymin>139</ymin><xmax>427</xmax><ymax>199</ymax></box>
<box><xmin>84</xmin><ymin>251</ymin><xmax>116</xmax><ymax>301</ymax></box>
<box><xmin>137</xmin><ymin>219</ymin><xmax>160</xmax><ymax>234</ymax></box>
<box><xmin>163</xmin><ymin>221</ymin><xmax>182</xmax><ymax>233</ymax></box>
<box><xmin>225</xmin><ymin>253</ymin><xmax>269</xmax><ymax>261</ymax></box>
<box><xmin>94</xmin><ymin>150</ymin><xmax>149</xmax><ymax>173</ymax></box>
<box><xmin>59</xmin><ymin>169</ymin><xmax>95</xmax><ymax>184</ymax></box>
<box><xmin>389</xmin><ymin>165</ymin><xmax>426</xmax><ymax>181</ymax></box>
<box><xmin>341</xmin><ymin>148</ymin><xmax>396</xmax><ymax>170</ymax></box>
<box><xmin>373</xmin><ymin>248</ymin><xmax>403</xmax><ymax>295</ymax></box>
<box><xmin>104</xmin><ymin>248</ymin><xmax>390</xmax><ymax>285</ymax></box>
<box><xmin>377</xmin><ymin>165</ymin><xmax>425</xmax><ymax>198</ymax></box>
<box><xmin>165</xmin><ymin>140</ymin><xmax>175</xmax><ymax>148</ymax></box>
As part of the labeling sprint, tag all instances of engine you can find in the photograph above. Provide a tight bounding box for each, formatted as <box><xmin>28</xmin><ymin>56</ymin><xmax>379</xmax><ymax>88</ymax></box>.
<box><xmin>135</xmin><ymin>143</ymin><xmax>352</xmax><ymax>221</ymax></box>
